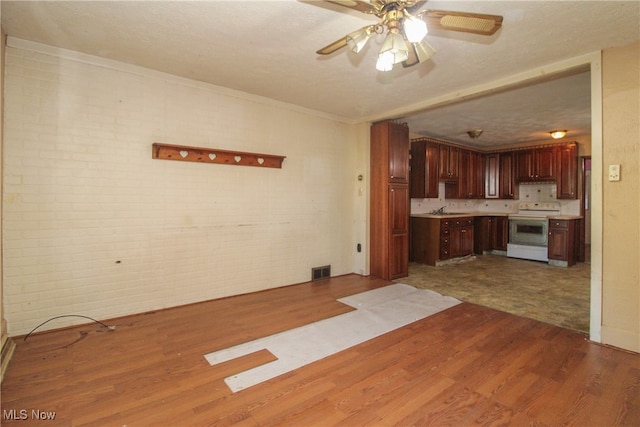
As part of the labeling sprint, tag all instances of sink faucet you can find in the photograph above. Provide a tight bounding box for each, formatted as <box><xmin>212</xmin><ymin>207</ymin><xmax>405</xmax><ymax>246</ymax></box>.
<box><xmin>433</xmin><ymin>206</ymin><xmax>446</xmax><ymax>214</ymax></box>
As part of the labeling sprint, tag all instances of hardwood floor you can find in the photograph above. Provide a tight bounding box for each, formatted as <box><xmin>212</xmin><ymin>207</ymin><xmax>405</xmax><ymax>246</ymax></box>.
<box><xmin>2</xmin><ymin>274</ymin><xmax>639</xmax><ymax>426</ymax></box>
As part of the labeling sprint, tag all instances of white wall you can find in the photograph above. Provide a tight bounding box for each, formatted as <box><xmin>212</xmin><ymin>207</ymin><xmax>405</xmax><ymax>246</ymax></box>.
<box><xmin>601</xmin><ymin>41</ymin><xmax>640</xmax><ymax>352</ymax></box>
<box><xmin>1</xmin><ymin>26</ymin><xmax>6</xmax><ymax>347</ymax></box>
<box><xmin>3</xmin><ymin>39</ymin><xmax>368</xmax><ymax>336</ymax></box>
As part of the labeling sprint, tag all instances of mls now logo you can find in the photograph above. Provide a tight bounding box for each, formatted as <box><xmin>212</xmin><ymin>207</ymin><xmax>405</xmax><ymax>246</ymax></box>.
<box><xmin>3</xmin><ymin>409</ymin><xmax>57</xmax><ymax>420</ymax></box>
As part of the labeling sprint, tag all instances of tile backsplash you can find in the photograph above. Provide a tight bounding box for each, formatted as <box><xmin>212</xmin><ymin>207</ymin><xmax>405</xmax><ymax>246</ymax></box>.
<box><xmin>412</xmin><ymin>182</ymin><xmax>581</xmax><ymax>216</ymax></box>
<box><xmin>519</xmin><ymin>181</ymin><xmax>557</xmax><ymax>201</ymax></box>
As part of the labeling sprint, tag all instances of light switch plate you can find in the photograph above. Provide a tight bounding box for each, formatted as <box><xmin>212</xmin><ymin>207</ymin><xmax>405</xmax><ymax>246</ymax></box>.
<box><xmin>608</xmin><ymin>164</ymin><xmax>621</xmax><ymax>181</ymax></box>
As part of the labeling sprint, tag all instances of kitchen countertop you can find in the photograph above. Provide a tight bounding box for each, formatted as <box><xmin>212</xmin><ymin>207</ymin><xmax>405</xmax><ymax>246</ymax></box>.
<box><xmin>411</xmin><ymin>212</ymin><xmax>583</xmax><ymax>220</ymax></box>
<box><xmin>411</xmin><ymin>212</ymin><xmax>511</xmax><ymax>219</ymax></box>
<box><xmin>548</xmin><ymin>215</ymin><xmax>584</xmax><ymax>220</ymax></box>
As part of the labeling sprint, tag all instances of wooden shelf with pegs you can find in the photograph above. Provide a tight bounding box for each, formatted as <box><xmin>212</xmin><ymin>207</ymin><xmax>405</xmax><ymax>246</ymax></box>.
<box><xmin>152</xmin><ymin>143</ymin><xmax>286</xmax><ymax>169</ymax></box>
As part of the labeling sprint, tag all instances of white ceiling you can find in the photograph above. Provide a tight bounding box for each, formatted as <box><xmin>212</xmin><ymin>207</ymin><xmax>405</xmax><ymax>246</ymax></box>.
<box><xmin>2</xmin><ymin>1</ymin><xmax>639</xmax><ymax>148</ymax></box>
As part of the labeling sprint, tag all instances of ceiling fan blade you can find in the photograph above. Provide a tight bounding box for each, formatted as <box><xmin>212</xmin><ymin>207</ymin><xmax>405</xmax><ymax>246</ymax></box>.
<box><xmin>421</xmin><ymin>10</ymin><xmax>503</xmax><ymax>35</ymax></box>
<box><xmin>316</xmin><ymin>36</ymin><xmax>349</xmax><ymax>55</ymax></box>
<box><xmin>324</xmin><ymin>0</ymin><xmax>382</xmax><ymax>15</ymax></box>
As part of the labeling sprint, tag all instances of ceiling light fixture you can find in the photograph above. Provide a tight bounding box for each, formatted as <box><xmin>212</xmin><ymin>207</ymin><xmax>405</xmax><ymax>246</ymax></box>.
<box><xmin>467</xmin><ymin>129</ymin><xmax>483</xmax><ymax>139</ymax></box>
<box><xmin>550</xmin><ymin>130</ymin><xmax>567</xmax><ymax>139</ymax></box>
<box><xmin>376</xmin><ymin>16</ymin><xmax>410</xmax><ymax>71</ymax></box>
<box><xmin>346</xmin><ymin>26</ymin><xmax>377</xmax><ymax>53</ymax></box>
<box><xmin>408</xmin><ymin>39</ymin><xmax>437</xmax><ymax>63</ymax></box>
<box><xmin>315</xmin><ymin>3</ymin><xmax>503</xmax><ymax>73</ymax></box>
<box><xmin>381</xmin><ymin>10</ymin><xmax>427</xmax><ymax>72</ymax></box>
<box><xmin>403</xmin><ymin>12</ymin><xmax>428</xmax><ymax>42</ymax></box>
<box><xmin>371</xmin><ymin>7</ymin><xmax>431</xmax><ymax>72</ymax></box>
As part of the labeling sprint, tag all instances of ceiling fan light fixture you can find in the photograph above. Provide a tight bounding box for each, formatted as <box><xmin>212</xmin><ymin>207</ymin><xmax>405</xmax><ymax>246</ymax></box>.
<box><xmin>346</xmin><ymin>26</ymin><xmax>373</xmax><ymax>53</ymax></box>
<box><xmin>550</xmin><ymin>130</ymin><xmax>567</xmax><ymax>139</ymax></box>
<box><xmin>403</xmin><ymin>13</ymin><xmax>428</xmax><ymax>43</ymax></box>
<box><xmin>376</xmin><ymin>30</ymin><xmax>409</xmax><ymax>71</ymax></box>
<box><xmin>376</xmin><ymin>53</ymin><xmax>395</xmax><ymax>71</ymax></box>
<box><xmin>412</xmin><ymin>40</ymin><xmax>436</xmax><ymax>62</ymax></box>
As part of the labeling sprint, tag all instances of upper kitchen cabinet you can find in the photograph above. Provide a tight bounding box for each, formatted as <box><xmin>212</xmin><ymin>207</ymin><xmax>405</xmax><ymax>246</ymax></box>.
<box><xmin>370</xmin><ymin>121</ymin><xmax>409</xmax><ymax>280</ymax></box>
<box><xmin>471</xmin><ymin>151</ymin><xmax>486</xmax><ymax>198</ymax></box>
<box><xmin>556</xmin><ymin>143</ymin><xmax>578</xmax><ymax>199</ymax></box>
<box><xmin>485</xmin><ymin>152</ymin><xmax>518</xmax><ymax>200</ymax></box>
<box><xmin>499</xmin><ymin>151</ymin><xmax>518</xmax><ymax>199</ymax></box>
<box><xmin>439</xmin><ymin>144</ymin><xmax>459</xmax><ymax>182</ymax></box>
<box><xmin>371</xmin><ymin>121</ymin><xmax>411</xmax><ymax>183</ymax></box>
<box><xmin>446</xmin><ymin>149</ymin><xmax>484</xmax><ymax>199</ymax></box>
<box><xmin>516</xmin><ymin>146</ymin><xmax>556</xmax><ymax>182</ymax></box>
<box><xmin>485</xmin><ymin>154</ymin><xmax>500</xmax><ymax>198</ymax></box>
<box><xmin>410</xmin><ymin>138</ymin><xmax>439</xmax><ymax>199</ymax></box>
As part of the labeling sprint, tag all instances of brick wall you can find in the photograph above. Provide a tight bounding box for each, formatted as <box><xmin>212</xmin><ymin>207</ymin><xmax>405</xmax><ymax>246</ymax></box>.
<box><xmin>3</xmin><ymin>39</ymin><xmax>368</xmax><ymax>336</ymax></box>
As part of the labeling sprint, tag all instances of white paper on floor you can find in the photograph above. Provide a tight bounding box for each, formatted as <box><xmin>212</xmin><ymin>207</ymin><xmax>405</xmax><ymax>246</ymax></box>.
<box><xmin>204</xmin><ymin>284</ymin><xmax>461</xmax><ymax>393</ymax></box>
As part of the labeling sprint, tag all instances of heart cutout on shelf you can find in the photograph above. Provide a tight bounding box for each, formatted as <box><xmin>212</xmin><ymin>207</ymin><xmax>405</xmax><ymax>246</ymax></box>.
<box><xmin>179</xmin><ymin>150</ymin><xmax>188</xmax><ymax>158</ymax></box>
<box><xmin>209</xmin><ymin>153</ymin><xmax>217</xmax><ymax>161</ymax></box>
<box><xmin>234</xmin><ymin>155</ymin><xmax>242</xmax><ymax>163</ymax></box>
<box><xmin>257</xmin><ymin>158</ymin><xmax>265</xmax><ymax>165</ymax></box>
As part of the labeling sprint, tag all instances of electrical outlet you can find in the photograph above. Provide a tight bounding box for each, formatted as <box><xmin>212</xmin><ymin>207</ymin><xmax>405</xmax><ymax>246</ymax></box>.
<box><xmin>608</xmin><ymin>164</ymin><xmax>621</xmax><ymax>181</ymax></box>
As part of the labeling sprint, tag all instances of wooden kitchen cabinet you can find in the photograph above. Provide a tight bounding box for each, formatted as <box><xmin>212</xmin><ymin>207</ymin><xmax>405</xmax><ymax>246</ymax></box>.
<box><xmin>474</xmin><ymin>217</ymin><xmax>492</xmax><ymax>254</ymax></box>
<box><xmin>445</xmin><ymin>149</ymin><xmax>484</xmax><ymax>199</ymax></box>
<box><xmin>517</xmin><ymin>146</ymin><xmax>556</xmax><ymax>182</ymax></box>
<box><xmin>411</xmin><ymin>216</ymin><xmax>470</xmax><ymax>266</ymax></box>
<box><xmin>411</xmin><ymin>217</ymin><xmax>443</xmax><ymax>266</ymax></box>
<box><xmin>410</xmin><ymin>138</ymin><xmax>439</xmax><ymax>199</ymax></box>
<box><xmin>389</xmin><ymin>184</ymin><xmax>410</xmax><ymax>277</ymax></box>
<box><xmin>556</xmin><ymin>143</ymin><xmax>578</xmax><ymax>199</ymax></box>
<box><xmin>445</xmin><ymin>149</ymin><xmax>466</xmax><ymax>198</ymax></box>
<box><xmin>474</xmin><ymin>216</ymin><xmax>509</xmax><ymax>254</ymax></box>
<box><xmin>438</xmin><ymin>144</ymin><xmax>459</xmax><ymax>182</ymax></box>
<box><xmin>449</xmin><ymin>217</ymin><xmax>474</xmax><ymax>258</ymax></box>
<box><xmin>457</xmin><ymin>149</ymin><xmax>471</xmax><ymax>197</ymax></box>
<box><xmin>548</xmin><ymin>218</ymin><xmax>577</xmax><ymax>267</ymax></box>
<box><xmin>485</xmin><ymin>152</ymin><xmax>518</xmax><ymax>200</ymax></box>
<box><xmin>485</xmin><ymin>154</ymin><xmax>500</xmax><ymax>199</ymax></box>
<box><xmin>499</xmin><ymin>151</ymin><xmax>518</xmax><ymax>199</ymax></box>
<box><xmin>370</xmin><ymin>121</ymin><xmax>410</xmax><ymax>280</ymax></box>
<box><xmin>472</xmin><ymin>151</ymin><xmax>485</xmax><ymax>198</ymax></box>
<box><xmin>493</xmin><ymin>216</ymin><xmax>509</xmax><ymax>250</ymax></box>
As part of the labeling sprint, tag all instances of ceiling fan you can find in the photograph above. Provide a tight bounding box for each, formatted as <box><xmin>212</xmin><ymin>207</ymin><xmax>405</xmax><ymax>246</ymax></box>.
<box><xmin>315</xmin><ymin>0</ymin><xmax>503</xmax><ymax>71</ymax></box>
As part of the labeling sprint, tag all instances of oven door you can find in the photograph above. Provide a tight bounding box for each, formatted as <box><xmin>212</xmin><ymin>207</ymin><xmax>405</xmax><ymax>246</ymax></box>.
<box><xmin>508</xmin><ymin>217</ymin><xmax>548</xmax><ymax>247</ymax></box>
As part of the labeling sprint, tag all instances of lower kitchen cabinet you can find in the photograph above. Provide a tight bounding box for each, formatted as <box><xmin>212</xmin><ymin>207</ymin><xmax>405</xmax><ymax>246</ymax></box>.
<box><xmin>449</xmin><ymin>217</ymin><xmax>474</xmax><ymax>258</ymax></box>
<box><xmin>411</xmin><ymin>217</ymin><xmax>443</xmax><ymax>266</ymax></box>
<box><xmin>548</xmin><ymin>218</ymin><xmax>577</xmax><ymax>267</ymax></box>
<box><xmin>474</xmin><ymin>216</ymin><xmax>508</xmax><ymax>254</ymax></box>
<box><xmin>493</xmin><ymin>216</ymin><xmax>509</xmax><ymax>251</ymax></box>
<box><xmin>411</xmin><ymin>216</ymin><xmax>473</xmax><ymax>266</ymax></box>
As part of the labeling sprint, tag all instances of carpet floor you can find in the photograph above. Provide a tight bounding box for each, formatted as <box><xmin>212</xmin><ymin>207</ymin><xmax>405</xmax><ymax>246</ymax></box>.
<box><xmin>396</xmin><ymin>255</ymin><xmax>591</xmax><ymax>334</ymax></box>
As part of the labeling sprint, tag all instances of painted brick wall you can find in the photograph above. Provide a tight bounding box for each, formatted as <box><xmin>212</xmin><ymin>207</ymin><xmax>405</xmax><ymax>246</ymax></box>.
<box><xmin>3</xmin><ymin>39</ymin><xmax>368</xmax><ymax>336</ymax></box>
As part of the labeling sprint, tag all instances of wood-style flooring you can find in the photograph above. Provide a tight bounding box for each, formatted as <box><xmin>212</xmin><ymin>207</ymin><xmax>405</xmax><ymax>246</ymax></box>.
<box><xmin>2</xmin><ymin>274</ymin><xmax>639</xmax><ymax>426</ymax></box>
